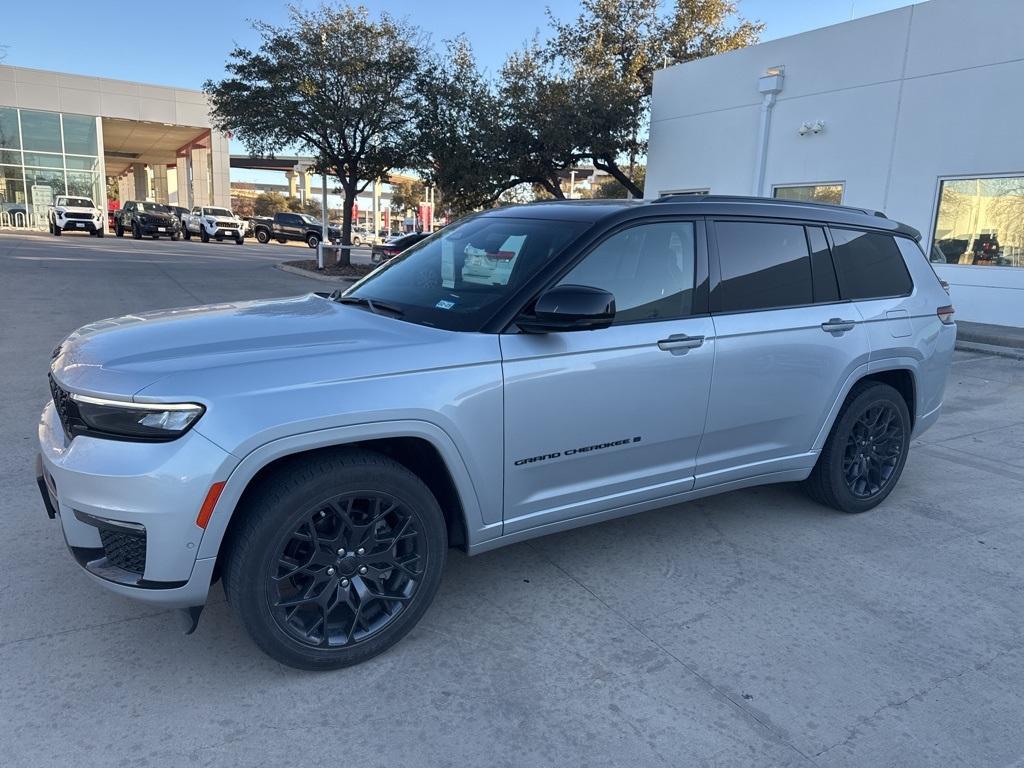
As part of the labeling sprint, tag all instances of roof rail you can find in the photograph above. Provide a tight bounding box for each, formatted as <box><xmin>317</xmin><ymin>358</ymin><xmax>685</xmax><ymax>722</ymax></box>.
<box><xmin>654</xmin><ymin>193</ymin><xmax>888</xmax><ymax>219</ymax></box>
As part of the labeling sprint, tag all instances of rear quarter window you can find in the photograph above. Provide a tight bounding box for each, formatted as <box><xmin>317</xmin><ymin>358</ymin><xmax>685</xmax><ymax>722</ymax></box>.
<box><xmin>829</xmin><ymin>228</ymin><xmax>913</xmax><ymax>299</ymax></box>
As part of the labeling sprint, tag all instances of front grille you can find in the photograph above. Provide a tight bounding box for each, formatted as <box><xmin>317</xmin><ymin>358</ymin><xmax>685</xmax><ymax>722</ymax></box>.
<box><xmin>48</xmin><ymin>373</ymin><xmax>74</xmax><ymax>438</ymax></box>
<box><xmin>64</xmin><ymin>212</ymin><xmax>91</xmax><ymax>220</ymax></box>
<box><xmin>99</xmin><ymin>528</ymin><xmax>147</xmax><ymax>575</ymax></box>
<box><xmin>215</xmin><ymin>221</ymin><xmax>236</xmax><ymax>228</ymax></box>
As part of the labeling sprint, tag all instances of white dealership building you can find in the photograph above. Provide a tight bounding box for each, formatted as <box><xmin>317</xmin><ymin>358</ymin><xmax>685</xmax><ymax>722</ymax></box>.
<box><xmin>646</xmin><ymin>0</ymin><xmax>1024</xmax><ymax>327</ymax></box>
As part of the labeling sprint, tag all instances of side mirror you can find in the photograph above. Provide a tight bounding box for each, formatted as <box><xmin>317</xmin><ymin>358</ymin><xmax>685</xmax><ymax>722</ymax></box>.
<box><xmin>517</xmin><ymin>284</ymin><xmax>616</xmax><ymax>333</ymax></box>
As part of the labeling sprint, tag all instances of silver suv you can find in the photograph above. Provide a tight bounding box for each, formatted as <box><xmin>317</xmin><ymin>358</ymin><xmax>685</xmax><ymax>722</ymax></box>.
<box><xmin>36</xmin><ymin>196</ymin><xmax>956</xmax><ymax>669</ymax></box>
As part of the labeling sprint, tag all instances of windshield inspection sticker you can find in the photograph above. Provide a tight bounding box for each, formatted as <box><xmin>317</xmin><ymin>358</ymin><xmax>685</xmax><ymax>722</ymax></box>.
<box><xmin>435</xmin><ymin>299</ymin><xmax>456</xmax><ymax>310</ymax></box>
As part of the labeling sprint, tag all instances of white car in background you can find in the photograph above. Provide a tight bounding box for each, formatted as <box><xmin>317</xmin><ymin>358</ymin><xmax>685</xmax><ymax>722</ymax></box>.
<box><xmin>182</xmin><ymin>206</ymin><xmax>246</xmax><ymax>244</ymax></box>
<box><xmin>49</xmin><ymin>196</ymin><xmax>105</xmax><ymax>237</ymax></box>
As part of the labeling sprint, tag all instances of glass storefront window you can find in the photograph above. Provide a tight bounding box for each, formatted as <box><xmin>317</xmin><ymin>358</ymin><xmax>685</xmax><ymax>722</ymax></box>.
<box><xmin>22</xmin><ymin>151</ymin><xmax>64</xmax><ymax>169</ymax></box>
<box><xmin>0</xmin><ymin>107</ymin><xmax>19</xmax><ymax>149</ymax></box>
<box><xmin>19</xmin><ymin>110</ymin><xmax>62</xmax><ymax>153</ymax></box>
<box><xmin>61</xmin><ymin>114</ymin><xmax>97</xmax><ymax>155</ymax></box>
<box><xmin>0</xmin><ymin>149</ymin><xmax>22</xmax><ymax>165</ymax></box>
<box><xmin>1</xmin><ymin>165</ymin><xmax>27</xmax><ymax>207</ymax></box>
<box><xmin>773</xmin><ymin>184</ymin><xmax>844</xmax><ymax>205</ymax></box>
<box><xmin>66</xmin><ymin>170</ymin><xmax>100</xmax><ymax>201</ymax></box>
<box><xmin>64</xmin><ymin>155</ymin><xmax>99</xmax><ymax>171</ymax></box>
<box><xmin>933</xmin><ymin>177</ymin><xmax>1024</xmax><ymax>268</ymax></box>
<box><xmin>24</xmin><ymin>169</ymin><xmax>66</xmax><ymax>203</ymax></box>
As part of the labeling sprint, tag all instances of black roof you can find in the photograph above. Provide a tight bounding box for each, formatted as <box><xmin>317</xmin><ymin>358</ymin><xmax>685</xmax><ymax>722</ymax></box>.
<box><xmin>479</xmin><ymin>195</ymin><xmax>920</xmax><ymax>239</ymax></box>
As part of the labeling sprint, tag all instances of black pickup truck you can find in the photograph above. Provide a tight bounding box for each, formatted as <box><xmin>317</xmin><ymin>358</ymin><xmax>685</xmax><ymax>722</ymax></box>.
<box><xmin>113</xmin><ymin>201</ymin><xmax>182</xmax><ymax>240</ymax></box>
<box><xmin>250</xmin><ymin>212</ymin><xmax>341</xmax><ymax>248</ymax></box>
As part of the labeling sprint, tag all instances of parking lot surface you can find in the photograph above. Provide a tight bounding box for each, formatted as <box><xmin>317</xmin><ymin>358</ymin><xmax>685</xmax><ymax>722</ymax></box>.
<box><xmin>2</xmin><ymin>231</ymin><xmax>1023</xmax><ymax>768</ymax></box>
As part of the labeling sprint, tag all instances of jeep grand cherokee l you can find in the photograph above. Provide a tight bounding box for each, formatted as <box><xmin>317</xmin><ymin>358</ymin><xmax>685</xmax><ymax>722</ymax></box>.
<box><xmin>37</xmin><ymin>195</ymin><xmax>955</xmax><ymax>670</ymax></box>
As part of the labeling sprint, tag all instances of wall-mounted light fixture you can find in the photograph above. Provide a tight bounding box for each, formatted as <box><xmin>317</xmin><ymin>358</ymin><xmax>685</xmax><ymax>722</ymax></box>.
<box><xmin>799</xmin><ymin>120</ymin><xmax>826</xmax><ymax>136</ymax></box>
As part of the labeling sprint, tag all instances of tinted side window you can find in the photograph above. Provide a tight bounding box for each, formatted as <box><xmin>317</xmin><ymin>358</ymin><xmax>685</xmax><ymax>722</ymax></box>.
<box><xmin>558</xmin><ymin>221</ymin><xmax>696</xmax><ymax>324</ymax></box>
<box><xmin>830</xmin><ymin>228</ymin><xmax>912</xmax><ymax>299</ymax></box>
<box><xmin>715</xmin><ymin>222</ymin><xmax>812</xmax><ymax>312</ymax></box>
<box><xmin>807</xmin><ymin>226</ymin><xmax>840</xmax><ymax>303</ymax></box>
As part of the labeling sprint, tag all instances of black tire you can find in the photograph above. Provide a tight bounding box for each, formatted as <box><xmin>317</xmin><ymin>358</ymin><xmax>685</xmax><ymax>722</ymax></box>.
<box><xmin>306</xmin><ymin>233</ymin><xmax>320</xmax><ymax>249</ymax></box>
<box><xmin>132</xmin><ymin>223</ymin><xmax>142</xmax><ymax>240</ymax></box>
<box><xmin>805</xmin><ymin>381</ymin><xmax>911</xmax><ymax>513</ymax></box>
<box><xmin>276</xmin><ymin>237</ymin><xmax>288</xmax><ymax>244</ymax></box>
<box><xmin>115</xmin><ymin>223</ymin><xmax>124</xmax><ymax>238</ymax></box>
<box><xmin>352</xmin><ymin>236</ymin><xmax>361</xmax><ymax>247</ymax></box>
<box><xmin>200</xmin><ymin>227</ymin><xmax>210</xmax><ymax>243</ymax></box>
<box><xmin>53</xmin><ymin>224</ymin><xmax>61</xmax><ymax>236</ymax></box>
<box><xmin>170</xmin><ymin>231</ymin><xmax>179</xmax><ymax>241</ymax></box>
<box><xmin>255</xmin><ymin>229</ymin><xmax>270</xmax><ymax>244</ymax></box>
<box><xmin>183</xmin><ymin>225</ymin><xmax>191</xmax><ymax>240</ymax></box>
<box><xmin>223</xmin><ymin>448</ymin><xmax>447</xmax><ymax>670</ymax></box>
<box><xmin>235</xmin><ymin>235</ymin><xmax>244</xmax><ymax>245</ymax></box>
<box><xmin>96</xmin><ymin>229</ymin><xmax>105</xmax><ymax>238</ymax></box>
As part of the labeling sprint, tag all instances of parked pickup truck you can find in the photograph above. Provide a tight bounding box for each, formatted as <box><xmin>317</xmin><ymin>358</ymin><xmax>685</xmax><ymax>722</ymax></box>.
<box><xmin>251</xmin><ymin>212</ymin><xmax>341</xmax><ymax>248</ymax></box>
<box><xmin>114</xmin><ymin>201</ymin><xmax>181</xmax><ymax>240</ymax></box>
<box><xmin>48</xmin><ymin>195</ymin><xmax>105</xmax><ymax>237</ymax></box>
<box><xmin>183</xmin><ymin>206</ymin><xmax>246</xmax><ymax>244</ymax></box>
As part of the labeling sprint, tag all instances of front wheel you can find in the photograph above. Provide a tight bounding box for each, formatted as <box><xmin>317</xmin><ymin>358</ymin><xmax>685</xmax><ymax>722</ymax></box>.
<box><xmin>183</xmin><ymin>226</ymin><xmax>191</xmax><ymax>240</ymax></box>
<box><xmin>200</xmin><ymin>228</ymin><xmax>210</xmax><ymax>243</ymax></box>
<box><xmin>115</xmin><ymin>223</ymin><xmax>124</xmax><ymax>237</ymax></box>
<box><xmin>255</xmin><ymin>229</ymin><xmax>269</xmax><ymax>244</ymax></box>
<box><xmin>96</xmin><ymin>229</ymin><xmax>105</xmax><ymax>238</ymax></box>
<box><xmin>804</xmin><ymin>381</ymin><xmax>911</xmax><ymax>513</ymax></box>
<box><xmin>306</xmin><ymin>233</ymin><xmax>320</xmax><ymax>249</ymax></box>
<box><xmin>235</xmin><ymin>235</ymin><xmax>244</xmax><ymax>245</ymax></box>
<box><xmin>53</xmin><ymin>224</ymin><xmax>61</xmax><ymax>236</ymax></box>
<box><xmin>132</xmin><ymin>223</ymin><xmax>142</xmax><ymax>240</ymax></box>
<box><xmin>223</xmin><ymin>449</ymin><xmax>447</xmax><ymax>670</ymax></box>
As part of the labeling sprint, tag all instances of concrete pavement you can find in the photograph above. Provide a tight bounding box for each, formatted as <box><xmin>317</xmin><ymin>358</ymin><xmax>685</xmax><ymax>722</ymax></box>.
<box><xmin>1</xmin><ymin>231</ymin><xmax>1023</xmax><ymax>767</ymax></box>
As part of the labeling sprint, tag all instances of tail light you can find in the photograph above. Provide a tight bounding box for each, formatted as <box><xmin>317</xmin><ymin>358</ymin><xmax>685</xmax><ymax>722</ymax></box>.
<box><xmin>937</xmin><ymin>305</ymin><xmax>955</xmax><ymax>325</ymax></box>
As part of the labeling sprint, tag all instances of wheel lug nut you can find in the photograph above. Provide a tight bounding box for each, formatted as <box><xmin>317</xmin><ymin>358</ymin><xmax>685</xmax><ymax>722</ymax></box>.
<box><xmin>337</xmin><ymin>548</ymin><xmax>346</xmax><ymax>556</ymax></box>
<box><xmin>356</xmin><ymin>547</ymin><xmax>365</xmax><ymax>555</ymax></box>
<box><xmin>327</xmin><ymin>567</ymin><xmax>336</xmax><ymax>576</ymax></box>
<box><xmin>358</xmin><ymin>565</ymin><xmax>368</xmax><ymax>575</ymax></box>
<box><xmin>340</xmin><ymin>578</ymin><xmax>350</xmax><ymax>587</ymax></box>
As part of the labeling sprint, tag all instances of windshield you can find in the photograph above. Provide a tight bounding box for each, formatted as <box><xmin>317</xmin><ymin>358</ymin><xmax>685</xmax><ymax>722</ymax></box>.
<box><xmin>139</xmin><ymin>202</ymin><xmax>169</xmax><ymax>212</ymax></box>
<box><xmin>343</xmin><ymin>215</ymin><xmax>588</xmax><ymax>331</ymax></box>
<box><xmin>59</xmin><ymin>197</ymin><xmax>92</xmax><ymax>208</ymax></box>
<box><xmin>203</xmin><ymin>207</ymin><xmax>233</xmax><ymax>217</ymax></box>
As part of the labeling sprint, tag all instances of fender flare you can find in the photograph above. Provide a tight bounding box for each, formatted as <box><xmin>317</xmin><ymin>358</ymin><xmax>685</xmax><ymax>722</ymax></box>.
<box><xmin>196</xmin><ymin>419</ymin><xmax>496</xmax><ymax>560</ymax></box>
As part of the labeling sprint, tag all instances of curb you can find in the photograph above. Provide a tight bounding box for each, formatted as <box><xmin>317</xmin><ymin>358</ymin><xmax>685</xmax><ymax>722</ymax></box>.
<box><xmin>955</xmin><ymin>340</ymin><xmax>1024</xmax><ymax>361</ymax></box>
<box><xmin>274</xmin><ymin>263</ymin><xmax>358</xmax><ymax>284</ymax></box>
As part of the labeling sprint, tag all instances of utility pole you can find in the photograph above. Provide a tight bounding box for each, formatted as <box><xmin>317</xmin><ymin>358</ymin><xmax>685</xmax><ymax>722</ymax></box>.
<box><xmin>319</xmin><ymin>164</ymin><xmax>329</xmax><ymax>270</ymax></box>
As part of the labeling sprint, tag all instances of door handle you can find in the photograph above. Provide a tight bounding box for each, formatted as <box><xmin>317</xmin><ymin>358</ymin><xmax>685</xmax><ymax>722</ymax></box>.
<box><xmin>657</xmin><ymin>334</ymin><xmax>705</xmax><ymax>352</ymax></box>
<box><xmin>821</xmin><ymin>318</ymin><xmax>857</xmax><ymax>333</ymax></box>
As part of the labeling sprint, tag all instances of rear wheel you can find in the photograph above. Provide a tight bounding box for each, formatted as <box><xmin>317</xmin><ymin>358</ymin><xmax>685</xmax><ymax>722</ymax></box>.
<box><xmin>805</xmin><ymin>381</ymin><xmax>911</xmax><ymax>513</ymax></box>
<box><xmin>223</xmin><ymin>449</ymin><xmax>447</xmax><ymax>670</ymax></box>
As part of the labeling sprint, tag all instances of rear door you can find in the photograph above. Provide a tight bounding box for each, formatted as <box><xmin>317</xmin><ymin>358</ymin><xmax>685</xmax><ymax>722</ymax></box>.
<box><xmin>501</xmin><ymin>218</ymin><xmax>715</xmax><ymax>532</ymax></box>
<box><xmin>696</xmin><ymin>219</ymin><xmax>870</xmax><ymax>487</ymax></box>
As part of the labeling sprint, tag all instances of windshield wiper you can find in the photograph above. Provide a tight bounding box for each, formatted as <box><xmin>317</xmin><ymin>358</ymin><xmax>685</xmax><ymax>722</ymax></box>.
<box><xmin>334</xmin><ymin>294</ymin><xmax>405</xmax><ymax>318</ymax></box>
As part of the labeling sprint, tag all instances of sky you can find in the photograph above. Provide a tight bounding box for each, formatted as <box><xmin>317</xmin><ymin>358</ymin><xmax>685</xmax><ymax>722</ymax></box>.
<box><xmin>1</xmin><ymin>0</ymin><xmax>917</xmax><ymax>187</ymax></box>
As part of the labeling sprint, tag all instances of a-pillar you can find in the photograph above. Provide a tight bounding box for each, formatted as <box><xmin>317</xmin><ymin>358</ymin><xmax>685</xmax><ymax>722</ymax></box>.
<box><xmin>132</xmin><ymin>163</ymin><xmax>150</xmax><ymax>200</ymax></box>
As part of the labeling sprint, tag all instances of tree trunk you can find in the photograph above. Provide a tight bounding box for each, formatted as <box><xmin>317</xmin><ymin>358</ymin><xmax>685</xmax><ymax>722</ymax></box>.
<box><xmin>593</xmin><ymin>157</ymin><xmax>643</xmax><ymax>199</ymax></box>
<box><xmin>339</xmin><ymin>181</ymin><xmax>356</xmax><ymax>267</ymax></box>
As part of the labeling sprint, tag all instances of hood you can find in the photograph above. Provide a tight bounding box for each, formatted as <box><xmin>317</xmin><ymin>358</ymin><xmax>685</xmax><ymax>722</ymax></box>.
<box><xmin>139</xmin><ymin>211</ymin><xmax>176</xmax><ymax>222</ymax></box>
<box><xmin>57</xmin><ymin>205</ymin><xmax>100</xmax><ymax>215</ymax></box>
<box><xmin>50</xmin><ymin>293</ymin><xmax>469</xmax><ymax>399</ymax></box>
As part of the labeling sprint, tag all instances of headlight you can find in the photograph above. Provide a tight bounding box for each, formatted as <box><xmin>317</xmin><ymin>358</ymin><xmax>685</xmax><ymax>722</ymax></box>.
<box><xmin>69</xmin><ymin>393</ymin><xmax>204</xmax><ymax>441</ymax></box>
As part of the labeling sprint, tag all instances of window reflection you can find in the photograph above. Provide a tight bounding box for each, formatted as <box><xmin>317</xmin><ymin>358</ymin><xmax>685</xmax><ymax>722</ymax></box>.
<box><xmin>773</xmin><ymin>184</ymin><xmax>844</xmax><ymax>205</ymax></box>
<box><xmin>933</xmin><ymin>177</ymin><xmax>1024</xmax><ymax>267</ymax></box>
<box><xmin>19</xmin><ymin>110</ymin><xmax>62</xmax><ymax>153</ymax></box>
<box><xmin>61</xmin><ymin>114</ymin><xmax>97</xmax><ymax>155</ymax></box>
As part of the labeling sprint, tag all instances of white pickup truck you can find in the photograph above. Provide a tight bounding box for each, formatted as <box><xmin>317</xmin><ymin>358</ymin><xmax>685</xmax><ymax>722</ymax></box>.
<box><xmin>182</xmin><ymin>206</ymin><xmax>246</xmax><ymax>244</ymax></box>
<box><xmin>48</xmin><ymin>196</ymin><xmax>105</xmax><ymax>237</ymax></box>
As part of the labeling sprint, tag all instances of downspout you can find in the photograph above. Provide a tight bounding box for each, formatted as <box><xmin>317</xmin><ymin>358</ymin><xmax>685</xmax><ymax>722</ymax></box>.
<box><xmin>752</xmin><ymin>67</ymin><xmax>785</xmax><ymax>197</ymax></box>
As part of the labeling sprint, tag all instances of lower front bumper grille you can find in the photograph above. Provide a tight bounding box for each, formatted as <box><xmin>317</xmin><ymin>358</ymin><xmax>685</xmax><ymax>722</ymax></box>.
<box><xmin>98</xmin><ymin>528</ymin><xmax>147</xmax><ymax>575</ymax></box>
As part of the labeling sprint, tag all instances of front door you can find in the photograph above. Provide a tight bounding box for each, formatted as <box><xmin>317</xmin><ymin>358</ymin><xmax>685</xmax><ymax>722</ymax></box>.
<box><xmin>501</xmin><ymin>218</ymin><xmax>715</xmax><ymax>534</ymax></box>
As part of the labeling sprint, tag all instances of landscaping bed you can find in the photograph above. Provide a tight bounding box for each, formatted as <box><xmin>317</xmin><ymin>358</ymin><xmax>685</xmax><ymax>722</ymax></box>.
<box><xmin>282</xmin><ymin>259</ymin><xmax>375</xmax><ymax>279</ymax></box>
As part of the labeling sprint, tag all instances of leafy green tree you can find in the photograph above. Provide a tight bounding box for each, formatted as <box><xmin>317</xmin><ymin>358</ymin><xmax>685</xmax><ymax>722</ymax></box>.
<box><xmin>593</xmin><ymin>166</ymin><xmax>646</xmax><ymax>199</ymax></box>
<box><xmin>389</xmin><ymin>178</ymin><xmax>424</xmax><ymax>214</ymax></box>
<box><xmin>205</xmin><ymin>4</ymin><xmax>424</xmax><ymax>263</ymax></box>
<box><xmin>548</xmin><ymin>0</ymin><xmax>763</xmax><ymax>197</ymax></box>
<box><xmin>253</xmin><ymin>191</ymin><xmax>288</xmax><ymax>216</ymax></box>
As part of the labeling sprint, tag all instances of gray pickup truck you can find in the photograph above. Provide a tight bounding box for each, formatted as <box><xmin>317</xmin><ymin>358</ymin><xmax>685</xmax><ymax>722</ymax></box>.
<box><xmin>251</xmin><ymin>211</ymin><xmax>341</xmax><ymax>248</ymax></box>
<box><xmin>37</xmin><ymin>195</ymin><xmax>955</xmax><ymax>670</ymax></box>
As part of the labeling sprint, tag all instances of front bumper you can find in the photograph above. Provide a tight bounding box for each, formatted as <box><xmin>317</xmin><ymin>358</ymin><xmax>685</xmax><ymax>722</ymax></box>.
<box><xmin>205</xmin><ymin>224</ymin><xmax>242</xmax><ymax>239</ymax></box>
<box><xmin>57</xmin><ymin>219</ymin><xmax>100</xmax><ymax>233</ymax></box>
<box><xmin>37</xmin><ymin>401</ymin><xmax>236</xmax><ymax>608</ymax></box>
<box><xmin>138</xmin><ymin>221</ymin><xmax>178</xmax><ymax>236</ymax></box>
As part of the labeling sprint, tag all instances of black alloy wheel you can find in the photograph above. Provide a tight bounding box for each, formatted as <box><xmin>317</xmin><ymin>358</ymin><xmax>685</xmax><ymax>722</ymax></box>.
<box><xmin>842</xmin><ymin>402</ymin><xmax>904</xmax><ymax>499</ymax></box>
<box><xmin>267</xmin><ymin>492</ymin><xmax>425</xmax><ymax>649</ymax></box>
<box><xmin>804</xmin><ymin>381</ymin><xmax>911</xmax><ymax>513</ymax></box>
<box><xmin>256</xmin><ymin>229</ymin><xmax>269</xmax><ymax>244</ymax></box>
<box><xmin>224</xmin><ymin>448</ymin><xmax>447</xmax><ymax>670</ymax></box>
